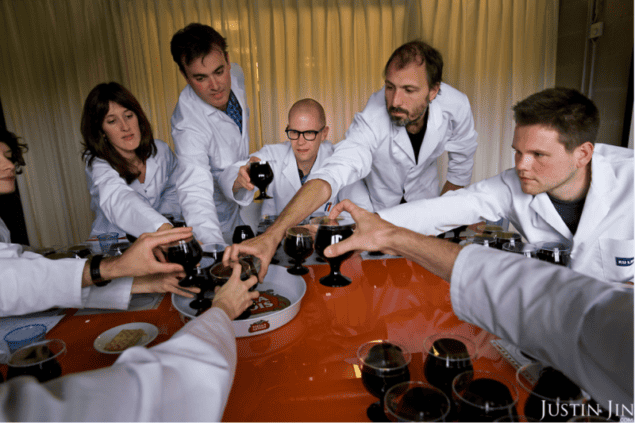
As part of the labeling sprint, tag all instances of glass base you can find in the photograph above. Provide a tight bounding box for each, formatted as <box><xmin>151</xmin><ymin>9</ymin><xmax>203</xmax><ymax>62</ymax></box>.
<box><xmin>367</xmin><ymin>402</ymin><xmax>388</xmax><ymax>422</ymax></box>
<box><xmin>254</xmin><ymin>193</ymin><xmax>273</xmax><ymax>200</ymax></box>
<box><xmin>319</xmin><ymin>273</ymin><xmax>351</xmax><ymax>287</ymax></box>
<box><xmin>287</xmin><ymin>265</ymin><xmax>309</xmax><ymax>275</ymax></box>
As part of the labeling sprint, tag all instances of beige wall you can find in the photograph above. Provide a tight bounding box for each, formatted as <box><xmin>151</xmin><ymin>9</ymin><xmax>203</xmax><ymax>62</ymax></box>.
<box><xmin>556</xmin><ymin>0</ymin><xmax>633</xmax><ymax>147</ymax></box>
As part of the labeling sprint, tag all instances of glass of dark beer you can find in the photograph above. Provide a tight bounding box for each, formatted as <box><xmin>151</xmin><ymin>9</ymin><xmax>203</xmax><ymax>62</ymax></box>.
<box><xmin>535</xmin><ymin>241</ymin><xmax>572</xmax><ymax>267</ymax></box>
<box><xmin>452</xmin><ymin>370</ymin><xmax>519</xmax><ymax>422</ymax></box>
<box><xmin>166</xmin><ymin>236</ymin><xmax>203</xmax><ymax>288</ymax></box>
<box><xmin>209</xmin><ymin>255</ymin><xmax>261</xmax><ymax>320</ymax></box>
<box><xmin>284</xmin><ymin>226</ymin><xmax>314</xmax><ymax>275</ymax></box>
<box><xmin>249</xmin><ymin>161</ymin><xmax>274</xmax><ymax>200</ymax></box>
<box><xmin>357</xmin><ymin>340</ymin><xmax>411</xmax><ymax>422</ymax></box>
<box><xmin>423</xmin><ymin>333</ymin><xmax>477</xmax><ymax>400</ymax></box>
<box><xmin>384</xmin><ymin>381</ymin><xmax>451</xmax><ymax>422</ymax></box>
<box><xmin>517</xmin><ymin>362</ymin><xmax>588</xmax><ymax>422</ymax></box>
<box><xmin>7</xmin><ymin>339</ymin><xmax>66</xmax><ymax>383</ymax></box>
<box><xmin>312</xmin><ymin>216</ymin><xmax>355</xmax><ymax>287</ymax></box>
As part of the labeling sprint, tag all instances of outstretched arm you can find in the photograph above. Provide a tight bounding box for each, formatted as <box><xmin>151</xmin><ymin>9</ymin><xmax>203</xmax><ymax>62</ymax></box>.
<box><xmin>325</xmin><ymin>200</ymin><xmax>461</xmax><ymax>281</ymax></box>
<box><xmin>223</xmin><ymin>178</ymin><xmax>332</xmax><ymax>280</ymax></box>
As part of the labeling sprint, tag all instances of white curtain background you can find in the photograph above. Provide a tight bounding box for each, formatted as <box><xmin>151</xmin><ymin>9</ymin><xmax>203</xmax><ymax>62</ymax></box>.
<box><xmin>0</xmin><ymin>0</ymin><xmax>557</xmax><ymax>247</ymax></box>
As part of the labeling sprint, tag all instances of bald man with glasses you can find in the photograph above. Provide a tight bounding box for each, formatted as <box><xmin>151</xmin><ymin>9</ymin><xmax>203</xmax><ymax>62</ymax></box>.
<box><xmin>219</xmin><ymin>99</ymin><xmax>372</xmax><ymax>217</ymax></box>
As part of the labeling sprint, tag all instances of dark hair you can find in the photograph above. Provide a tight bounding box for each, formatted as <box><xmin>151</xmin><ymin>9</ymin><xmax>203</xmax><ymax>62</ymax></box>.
<box><xmin>170</xmin><ymin>23</ymin><xmax>228</xmax><ymax>73</ymax></box>
<box><xmin>513</xmin><ymin>88</ymin><xmax>600</xmax><ymax>150</ymax></box>
<box><xmin>80</xmin><ymin>82</ymin><xmax>156</xmax><ymax>184</ymax></box>
<box><xmin>0</xmin><ymin>129</ymin><xmax>28</xmax><ymax>174</ymax></box>
<box><xmin>383</xmin><ymin>40</ymin><xmax>443</xmax><ymax>89</ymax></box>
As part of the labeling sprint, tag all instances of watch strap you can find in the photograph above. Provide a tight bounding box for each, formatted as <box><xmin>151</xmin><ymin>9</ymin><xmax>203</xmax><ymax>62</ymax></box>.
<box><xmin>90</xmin><ymin>254</ymin><xmax>112</xmax><ymax>287</ymax></box>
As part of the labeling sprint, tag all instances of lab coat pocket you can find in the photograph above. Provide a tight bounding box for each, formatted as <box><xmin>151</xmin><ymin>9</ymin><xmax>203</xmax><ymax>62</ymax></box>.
<box><xmin>599</xmin><ymin>238</ymin><xmax>634</xmax><ymax>283</ymax></box>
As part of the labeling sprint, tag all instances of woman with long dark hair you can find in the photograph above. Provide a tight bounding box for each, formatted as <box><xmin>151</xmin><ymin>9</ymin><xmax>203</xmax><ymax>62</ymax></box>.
<box><xmin>81</xmin><ymin>82</ymin><xmax>181</xmax><ymax>238</ymax></box>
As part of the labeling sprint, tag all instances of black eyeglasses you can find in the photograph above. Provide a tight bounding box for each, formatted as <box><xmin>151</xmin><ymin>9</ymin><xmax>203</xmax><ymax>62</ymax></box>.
<box><xmin>285</xmin><ymin>126</ymin><xmax>325</xmax><ymax>141</ymax></box>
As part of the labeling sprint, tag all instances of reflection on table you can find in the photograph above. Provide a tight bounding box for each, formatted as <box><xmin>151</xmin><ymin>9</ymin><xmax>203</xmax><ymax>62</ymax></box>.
<box><xmin>0</xmin><ymin>254</ymin><xmax>525</xmax><ymax>422</ymax></box>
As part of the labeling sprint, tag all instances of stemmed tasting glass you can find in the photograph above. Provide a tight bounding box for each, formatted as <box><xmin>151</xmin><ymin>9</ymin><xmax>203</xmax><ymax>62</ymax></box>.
<box><xmin>284</xmin><ymin>226</ymin><xmax>314</xmax><ymax>275</ymax></box>
<box><xmin>493</xmin><ymin>231</ymin><xmax>522</xmax><ymax>250</ymax></box>
<box><xmin>185</xmin><ymin>243</ymin><xmax>227</xmax><ymax>315</ymax></box>
<box><xmin>7</xmin><ymin>339</ymin><xmax>66</xmax><ymax>383</ymax></box>
<box><xmin>423</xmin><ymin>333</ymin><xmax>477</xmax><ymax>399</ymax></box>
<box><xmin>358</xmin><ymin>340</ymin><xmax>411</xmax><ymax>422</ymax></box>
<box><xmin>502</xmin><ymin>241</ymin><xmax>539</xmax><ymax>258</ymax></box>
<box><xmin>166</xmin><ymin>236</ymin><xmax>203</xmax><ymax>288</ymax></box>
<box><xmin>452</xmin><ymin>370</ymin><xmax>519</xmax><ymax>422</ymax></box>
<box><xmin>535</xmin><ymin>241</ymin><xmax>572</xmax><ymax>267</ymax></box>
<box><xmin>517</xmin><ymin>362</ymin><xmax>589</xmax><ymax>422</ymax></box>
<box><xmin>209</xmin><ymin>255</ymin><xmax>261</xmax><ymax>320</ymax></box>
<box><xmin>384</xmin><ymin>381</ymin><xmax>451</xmax><ymax>422</ymax></box>
<box><xmin>249</xmin><ymin>161</ymin><xmax>274</xmax><ymax>200</ymax></box>
<box><xmin>312</xmin><ymin>216</ymin><xmax>355</xmax><ymax>287</ymax></box>
<box><xmin>233</xmin><ymin>225</ymin><xmax>255</xmax><ymax>244</ymax></box>
<box><xmin>171</xmin><ymin>215</ymin><xmax>187</xmax><ymax>228</ymax></box>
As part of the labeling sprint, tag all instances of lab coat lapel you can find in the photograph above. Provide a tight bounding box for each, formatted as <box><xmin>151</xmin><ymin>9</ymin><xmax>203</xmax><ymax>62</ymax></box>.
<box><xmin>415</xmin><ymin>102</ymin><xmax>443</xmax><ymax>165</ymax></box>
<box><xmin>390</xmin><ymin>125</ymin><xmax>416</xmax><ymax>165</ymax></box>
<box><xmin>281</xmin><ymin>145</ymin><xmax>302</xmax><ymax>191</ymax></box>
<box><xmin>574</xmin><ymin>158</ymin><xmax>612</xmax><ymax>245</ymax></box>
<box><xmin>145</xmin><ymin>153</ymin><xmax>157</xmax><ymax>184</ymax></box>
<box><xmin>529</xmin><ymin>194</ymin><xmax>572</xmax><ymax>239</ymax></box>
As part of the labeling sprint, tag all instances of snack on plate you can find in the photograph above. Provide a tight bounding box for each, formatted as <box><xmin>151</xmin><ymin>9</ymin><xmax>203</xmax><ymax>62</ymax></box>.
<box><xmin>104</xmin><ymin>329</ymin><xmax>145</xmax><ymax>351</ymax></box>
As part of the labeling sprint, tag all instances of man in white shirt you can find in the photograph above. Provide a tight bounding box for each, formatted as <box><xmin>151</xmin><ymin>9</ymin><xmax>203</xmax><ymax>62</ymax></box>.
<box><xmin>225</xmin><ymin>40</ymin><xmax>478</xmax><ymax>274</ymax></box>
<box><xmin>323</xmin><ymin>199</ymin><xmax>633</xmax><ymax>411</ymax></box>
<box><xmin>170</xmin><ymin>23</ymin><xmax>250</xmax><ymax>245</ymax></box>
<box><xmin>219</xmin><ymin>99</ymin><xmax>372</xmax><ymax>216</ymax></box>
<box><xmin>377</xmin><ymin>88</ymin><xmax>633</xmax><ymax>283</ymax></box>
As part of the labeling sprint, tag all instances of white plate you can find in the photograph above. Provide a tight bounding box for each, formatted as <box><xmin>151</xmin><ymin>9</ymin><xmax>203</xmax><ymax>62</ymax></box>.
<box><xmin>172</xmin><ymin>265</ymin><xmax>307</xmax><ymax>338</ymax></box>
<box><xmin>93</xmin><ymin>322</ymin><xmax>159</xmax><ymax>354</ymax></box>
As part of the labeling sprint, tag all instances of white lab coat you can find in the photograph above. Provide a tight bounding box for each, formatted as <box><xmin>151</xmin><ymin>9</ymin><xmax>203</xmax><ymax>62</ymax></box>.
<box><xmin>219</xmin><ymin>141</ymin><xmax>373</xmax><ymax>216</ymax></box>
<box><xmin>0</xmin><ymin>216</ymin><xmax>9</xmax><ymax>243</ymax></box>
<box><xmin>0</xmin><ymin>221</ymin><xmax>133</xmax><ymax>316</ymax></box>
<box><xmin>0</xmin><ymin>306</ymin><xmax>236</xmax><ymax>421</ymax></box>
<box><xmin>172</xmin><ymin>64</ymin><xmax>250</xmax><ymax>244</ymax></box>
<box><xmin>379</xmin><ymin>144</ymin><xmax>634</xmax><ymax>283</ymax></box>
<box><xmin>451</xmin><ymin>244</ymin><xmax>633</xmax><ymax>408</ymax></box>
<box><xmin>309</xmin><ymin>83</ymin><xmax>478</xmax><ymax>212</ymax></box>
<box><xmin>85</xmin><ymin>140</ymin><xmax>181</xmax><ymax>238</ymax></box>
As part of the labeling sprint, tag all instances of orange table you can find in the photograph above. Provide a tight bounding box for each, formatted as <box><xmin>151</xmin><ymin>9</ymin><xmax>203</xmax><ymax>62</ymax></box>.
<box><xmin>1</xmin><ymin>255</ymin><xmax>525</xmax><ymax>421</ymax></box>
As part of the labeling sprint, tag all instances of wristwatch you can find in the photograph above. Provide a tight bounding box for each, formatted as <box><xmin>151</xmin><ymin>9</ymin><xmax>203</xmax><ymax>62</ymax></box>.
<box><xmin>90</xmin><ymin>254</ymin><xmax>112</xmax><ymax>287</ymax></box>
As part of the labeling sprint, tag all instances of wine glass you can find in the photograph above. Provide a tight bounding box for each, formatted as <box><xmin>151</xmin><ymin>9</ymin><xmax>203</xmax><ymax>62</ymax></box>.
<box><xmin>209</xmin><ymin>255</ymin><xmax>261</xmax><ymax>320</ymax></box>
<box><xmin>186</xmin><ymin>243</ymin><xmax>227</xmax><ymax>314</ymax></box>
<box><xmin>423</xmin><ymin>333</ymin><xmax>477</xmax><ymax>399</ymax></box>
<box><xmin>358</xmin><ymin>340</ymin><xmax>411</xmax><ymax>422</ymax></box>
<box><xmin>166</xmin><ymin>237</ymin><xmax>203</xmax><ymax>288</ymax></box>
<box><xmin>312</xmin><ymin>216</ymin><xmax>355</xmax><ymax>287</ymax></box>
<box><xmin>172</xmin><ymin>215</ymin><xmax>187</xmax><ymax>228</ymax></box>
<box><xmin>517</xmin><ymin>362</ymin><xmax>588</xmax><ymax>422</ymax></box>
<box><xmin>493</xmin><ymin>231</ymin><xmax>522</xmax><ymax>250</ymax></box>
<box><xmin>284</xmin><ymin>226</ymin><xmax>314</xmax><ymax>275</ymax></box>
<box><xmin>7</xmin><ymin>339</ymin><xmax>66</xmax><ymax>383</ymax></box>
<box><xmin>502</xmin><ymin>241</ymin><xmax>539</xmax><ymax>258</ymax></box>
<box><xmin>452</xmin><ymin>370</ymin><xmax>519</xmax><ymax>422</ymax></box>
<box><xmin>249</xmin><ymin>161</ymin><xmax>274</xmax><ymax>200</ymax></box>
<box><xmin>535</xmin><ymin>242</ymin><xmax>572</xmax><ymax>267</ymax></box>
<box><xmin>233</xmin><ymin>225</ymin><xmax>255</xmax><ymax>244</ymax></box>
<box><xmin>384</xmin><ymin>381</ymin><xmax>451</xmax><ymax>422</ymax></box>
